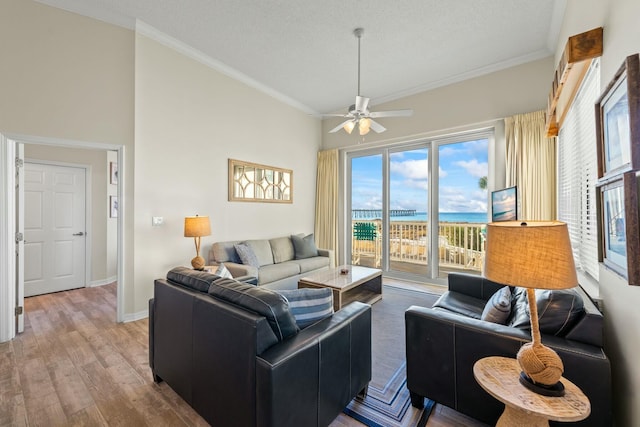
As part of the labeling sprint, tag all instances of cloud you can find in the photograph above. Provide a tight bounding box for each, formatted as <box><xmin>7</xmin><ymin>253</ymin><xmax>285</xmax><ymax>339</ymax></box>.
<box><xmin>439</xmin><ymin>187</ymin><xmax>488</xmax><ymax>212</ymax></box>
<box><xmin>439</xmin><ymin>138</ymin><xmax>489</xmax><ymax>157</ymax></box>
<box><xmin>390</xmin><ymin>159</ymin><xmax>428</xmax><ymax>180</ymax></box>
<box><xmin>453</xmin><ymin>159</ymin><xmax>488</xmax><ymax>178</ymax></box>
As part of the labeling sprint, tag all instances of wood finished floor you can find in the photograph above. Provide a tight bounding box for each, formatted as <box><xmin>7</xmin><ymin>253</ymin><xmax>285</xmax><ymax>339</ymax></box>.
<box><xmin>0</xmin><ymin>281</ymin><xmax>486</xmax><ymax>427</ymax></box>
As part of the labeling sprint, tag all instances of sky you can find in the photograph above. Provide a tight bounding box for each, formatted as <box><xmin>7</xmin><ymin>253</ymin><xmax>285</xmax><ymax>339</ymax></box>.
<box><xmin>351</xmin><ymin>138</ymin><xmax>489</xmax><ymax>213</ymax></box>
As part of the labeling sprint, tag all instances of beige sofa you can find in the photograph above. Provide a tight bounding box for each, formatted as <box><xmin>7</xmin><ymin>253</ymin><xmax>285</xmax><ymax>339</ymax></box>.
<box><xmin>208</xmin><ymin>235</ymin><xmax>334</xmax><ymax>290</ymax></box>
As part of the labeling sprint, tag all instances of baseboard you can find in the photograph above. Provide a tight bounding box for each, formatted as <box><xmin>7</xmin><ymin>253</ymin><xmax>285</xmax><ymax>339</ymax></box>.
<box><xmin>123</xmin><ymin>309</ymin><xmax>148</xmax><ymax>323</ymax></box>
<box><xmin>88</xmin><ymin>276</ymin><xmax>117</xmax><ymax>287</ymax></box>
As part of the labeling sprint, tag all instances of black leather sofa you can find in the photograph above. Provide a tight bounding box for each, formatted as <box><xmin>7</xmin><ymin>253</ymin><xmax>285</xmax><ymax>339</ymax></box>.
<box><xmin>405</xmin><ymin>273</ymin><xmax>611</xmax><ymax>426</ymax></box>
<box><xmin>149</xmin><ymin>268</ymin><xmax>371</xmax><ymax>427</ymax></box>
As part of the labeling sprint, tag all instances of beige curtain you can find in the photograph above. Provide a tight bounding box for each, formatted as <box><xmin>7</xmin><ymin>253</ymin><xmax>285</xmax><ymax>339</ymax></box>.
<box><xmin>315</xmin><ymin>149</ymin><xmax>339</xmax><ymax>266</ymax></box>
<box><xmin>505</xmin><ymin>110</ymin><xmax>557</xmax><ymax>220</ymax></box>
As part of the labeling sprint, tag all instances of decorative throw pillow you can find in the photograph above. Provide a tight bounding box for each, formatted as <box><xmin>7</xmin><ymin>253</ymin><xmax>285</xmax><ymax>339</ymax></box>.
<box><xmin>291</xmin><ymin>234</ymin><xmax>319</xmax><ymax>260</ymax></box>
<box><xmin>234</xmin><ymin>243</ymin><xmax>260</xmax><ymax>267</ymax></box>
<box><xmin>275</xmin><ymin>288</ymin><xmax>334</xmax><ymax>329</ymax></box>
<box><xmin>209</xmin><ymin>277</ymin><xmax>299</xmax><ymax>341</ymax></box>
<box><xmin>215</xmin><ymin>263</ymin><xmax>233</xmax><ymax>279</ymax></box>
<box><xmin>481</xmin><ymin>286</ymin><xmax>512</xmax><ymax>324</ymax></box>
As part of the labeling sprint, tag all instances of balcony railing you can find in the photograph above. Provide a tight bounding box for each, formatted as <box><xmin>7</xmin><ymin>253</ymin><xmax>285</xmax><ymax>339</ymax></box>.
<box><xmin>351</xmin><ymin>220</ymin><xmax>486</xmax><ymax>273</ymax></box>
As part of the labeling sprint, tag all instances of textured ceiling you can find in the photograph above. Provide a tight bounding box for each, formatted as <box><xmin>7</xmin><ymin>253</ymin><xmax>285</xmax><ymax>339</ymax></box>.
<box><xmin>35</xmin><ymin>0</ymin><xmax>566</xmax><ymax>114</ymax></box>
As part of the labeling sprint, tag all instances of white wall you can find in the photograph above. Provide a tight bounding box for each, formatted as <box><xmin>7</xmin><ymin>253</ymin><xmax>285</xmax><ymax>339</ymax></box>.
<box><xmin>556</xmin><ymin>1</ymin><xmax>640</xmax><ymax>425</ymax></box>
<box><xmin>0</xmin><ymin>0</ymin><xmax>321</xmax><ymax>324</ymax></box>
<box><xmin>24</xmin><ymin>144</ymin><xmax>112</xmax><ymax>285</ymax></box>
<box><xmin>132</xmin><ymin>34</ymin><xmax>321</xmax><ymax>313</ymax></box>
<box><xmin>0</xmin><ymin>0</ymin><xmax>135</xmax><ymax>315</ymax></box>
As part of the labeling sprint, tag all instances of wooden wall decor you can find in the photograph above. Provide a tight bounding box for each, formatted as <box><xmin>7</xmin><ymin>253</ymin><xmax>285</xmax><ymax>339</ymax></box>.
<box><xmin>228</xmin><ymin>159</ymin><xmax>293</xmax><ymax>203</ymax></box>
<box><xmin>545</xmin><ymin>27</ymin><xmax>603</xmax><ymax>137</ymax></box>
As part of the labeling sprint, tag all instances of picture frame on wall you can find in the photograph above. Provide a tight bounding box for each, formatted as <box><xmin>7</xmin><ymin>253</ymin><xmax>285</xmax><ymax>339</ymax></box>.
<box><xmin>595</xmin><ymin>53</ymin><xmax>640</xmax><ymax>179</ymax></box>
<box><xmin>597</xmin><ymin>171</ymin><xmax>640</xmax><ymax>286</ymax></box>
<box><xmin>110</xmin><ymin>162</ymin><xmax>118</xmax><ymax>185</ymax></box>
<box><xmin>109</xmin><ymin>196</ymin><xmax>118</xmax><ymax>218</ymax></box>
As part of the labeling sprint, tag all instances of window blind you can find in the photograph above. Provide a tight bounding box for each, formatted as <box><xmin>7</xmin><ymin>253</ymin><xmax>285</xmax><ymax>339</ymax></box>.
<box><xmin>558</xmin><ymin>59</ymin><xmax>600</xmax><ymax>280</ymax></box>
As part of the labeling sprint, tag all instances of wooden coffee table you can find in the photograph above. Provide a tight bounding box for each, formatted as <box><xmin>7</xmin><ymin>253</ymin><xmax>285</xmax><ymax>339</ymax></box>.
<box><xmin>298</xmin><ymin>265</ymin><xmax>382</xmax><ymax>311</ymax></box>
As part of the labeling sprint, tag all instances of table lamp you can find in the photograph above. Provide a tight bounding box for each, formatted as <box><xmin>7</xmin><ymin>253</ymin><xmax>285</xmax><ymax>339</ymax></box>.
<box><xmin>484</xmin><ymin>221</ymin><xmax>578</xmax><ymax>396</ymax></box>
<box><xmin>184</xmin><ymin>215</ymin><xmax>211</xmax><ymax>270</ymax></box>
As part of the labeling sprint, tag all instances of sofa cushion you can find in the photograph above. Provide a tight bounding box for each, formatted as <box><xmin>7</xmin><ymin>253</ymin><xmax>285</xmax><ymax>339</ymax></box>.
<box><xmin>208</xmin><ymin>277</ymin><xmax>299</xmax><ymax>341</ymax></box>
<box><xmin>245</xmin><ymin>239</ymin><xmax>274</xmax><ymax>266</ymax></box>
<box><xmin>481</xmin><ymin>286</ymin><xmax>512</xmax><ymax>324</ymax></box>
<box><xmin>275</xmin><ymin>288</ymin><xmax>334</xmax><ymax>329</ymax></box>
<box><xmin>270</xmin><ymin>236</ymin><xmax>295</xmax><ymax>263</ymax></box>
<box><xmin>211</xmin><ymin>241</ymin><xmax>241</xmax><ymax>263</ymax></box>
<box><xmin>291</xmin><ymin>234</ymin><xmax>319</xmax><ymax>259</ymax></box>
<box><xmin>166</xmin><ymin>266</ymin><xmax>219</xmax><ymax>293</ymax></box>
<box><xmin>433</xmin><ymin>291</ymin><xmax>485</xmax><ymax>319</ymax></box>
<box><xmin>293</xmin><ymin>256</ymin><xmax>330</xmax><ymax>273</ymax></box>
<box><xmin>258</xmin><ymin>262</ymin><xmax>301</xmax><ymax>285</ymax></box>
<box><xmin>234</xmin><ymin>243</ymin><xmax>260</xmax><ymax>268</ymax></box>
<box><xmin>509</xmin><ymin>288</ymin><xmax>585</xmax><ymax>336</ymax></box>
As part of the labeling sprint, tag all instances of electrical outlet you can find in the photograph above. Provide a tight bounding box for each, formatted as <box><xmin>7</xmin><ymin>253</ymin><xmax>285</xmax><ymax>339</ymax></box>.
<box><xmin>152</xmin><ymin>216</ymin><xmax>164</xmax><ymax>226</ymax></box>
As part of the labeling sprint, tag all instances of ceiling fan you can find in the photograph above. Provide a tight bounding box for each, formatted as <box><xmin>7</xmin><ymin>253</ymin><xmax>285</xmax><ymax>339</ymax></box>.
<box><xmin>327</xmin><ymin>28</ymin><xmax>413</xmax><ymax>136</ymax></box>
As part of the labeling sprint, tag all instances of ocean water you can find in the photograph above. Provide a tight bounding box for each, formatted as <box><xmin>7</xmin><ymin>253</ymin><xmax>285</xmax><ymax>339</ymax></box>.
<box><xmin>353</xmin><ymin>212</ymin><xmax>488</xmax><ymax>223</ymax></box>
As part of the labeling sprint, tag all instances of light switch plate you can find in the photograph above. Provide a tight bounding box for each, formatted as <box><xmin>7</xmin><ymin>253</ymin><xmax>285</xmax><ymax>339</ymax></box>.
<box><xmin>152</xmin><ymin>216</ymin><xmax>164</xmax><ymax>226</ymax></box>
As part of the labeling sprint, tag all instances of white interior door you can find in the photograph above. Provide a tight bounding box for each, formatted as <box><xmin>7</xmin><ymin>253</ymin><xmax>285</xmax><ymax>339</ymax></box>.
<box><xmin>24</xmin><ymin>162</ymin><xmax>86</xmax><ymax>297</ymax></box>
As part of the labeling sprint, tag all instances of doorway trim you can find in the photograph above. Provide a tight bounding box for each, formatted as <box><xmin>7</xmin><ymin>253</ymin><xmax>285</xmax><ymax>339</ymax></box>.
<box><xmin>0</xmin><ymin>133</ymin><xmax>125</xmax><ymax>343</ymax></box>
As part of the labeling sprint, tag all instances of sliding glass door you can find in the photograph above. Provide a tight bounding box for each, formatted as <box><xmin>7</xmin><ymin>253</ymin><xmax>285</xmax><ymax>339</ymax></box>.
<box><xmin>388</xmin><ymin>147</ymin><xmax>429</xmax><ymax>276</ymax></box>
<box><xmin>348</xmin><ymin>132</ymin><xmax>490</xmax><ymax>283</ymax></box>
<box><xmin>350</xmin><ymin>153</ymin><xmax>383</xmax><ymax>269</ymax></box>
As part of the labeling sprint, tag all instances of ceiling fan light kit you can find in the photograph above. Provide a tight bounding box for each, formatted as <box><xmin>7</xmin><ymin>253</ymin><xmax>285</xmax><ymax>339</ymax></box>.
<box><xmin>328</xmin><ymin>28</ymin><xmax>413</xmax><ymax>136</ymax></box>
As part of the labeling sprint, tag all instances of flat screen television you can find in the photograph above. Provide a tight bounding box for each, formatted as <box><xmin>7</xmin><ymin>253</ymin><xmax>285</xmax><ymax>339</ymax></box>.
<box><xmin>491</xmin><ymin>186</ymin><xmax>517</xmax><ymax>222</ymax></box>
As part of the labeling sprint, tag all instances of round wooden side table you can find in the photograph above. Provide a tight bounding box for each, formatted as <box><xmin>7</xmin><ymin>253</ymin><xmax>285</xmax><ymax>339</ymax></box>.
<box><xmin>473</xmin><ymin>356</ymin><xmax>590</xmax><ymax>427</ymax></box>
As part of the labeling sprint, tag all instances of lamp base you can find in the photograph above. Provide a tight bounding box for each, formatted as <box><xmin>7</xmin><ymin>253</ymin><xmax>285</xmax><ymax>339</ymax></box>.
<box><xmin>519</xmin><ymin>372</ymin><xmax>565</xmax><ymax>397</ymax></box>
<box><xmin>191</xmin><ymin>256</ymin><xmax>205</xmax><ymax>270</ymax></box>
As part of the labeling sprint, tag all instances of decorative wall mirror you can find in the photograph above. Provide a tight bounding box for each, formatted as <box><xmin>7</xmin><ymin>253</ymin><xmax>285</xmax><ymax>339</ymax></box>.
<box><xmin>228</xmin><ymin>159</ymin><xmax>292</xmax><ymax>203</ymax></box>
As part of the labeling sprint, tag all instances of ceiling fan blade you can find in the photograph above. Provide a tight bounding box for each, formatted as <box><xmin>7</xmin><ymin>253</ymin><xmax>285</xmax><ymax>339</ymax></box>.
<box><xmin>369</xmin><ymin>109</ymin><xmax>414</xmax><ymax>118</ymax></box>
<box><xmin>368</xmin><ymin>119</ymin><xmax>387</xmax><ymax>133</ymax></box>
<box><xmin>320</xmin><ymin>113</ymin><xmax>350</xmax><ymax>117</ymax></box>
<box><xmin>355</xmin><ymin>96</ymin><xmax>370</xmax><ymax>112</ymax></box>
<box><xmin>329</xmin><ymin>119</ymin><xmax>354</xmax><ymax>133</ymax></box>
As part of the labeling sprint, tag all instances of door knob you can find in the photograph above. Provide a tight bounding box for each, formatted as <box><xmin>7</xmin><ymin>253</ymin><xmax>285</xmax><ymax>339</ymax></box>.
<box><xmin>73</xmin><ymin>232</ymin><xmax>84</xmax><ymax>236</ymax></box>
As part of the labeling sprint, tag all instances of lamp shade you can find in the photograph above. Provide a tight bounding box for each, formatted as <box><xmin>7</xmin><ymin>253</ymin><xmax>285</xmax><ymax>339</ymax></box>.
<box><xmin>343</xmin><ymin>121</ymin><xmax>356</xmax><ymax>134</ymax></box>
<box><xmin>358</xmin><ymin>118</ymin><xmax>371</xmax><ymax>135</ymax></box>
<box><xmin>184</xmin><ymin>215</ymin><xmax>211</xmax><ymax>237</ymax></box>
<box><xmin>485</xmin><ymin>221</ymin><xmax>578</xmax><ymax>290</ymax></box>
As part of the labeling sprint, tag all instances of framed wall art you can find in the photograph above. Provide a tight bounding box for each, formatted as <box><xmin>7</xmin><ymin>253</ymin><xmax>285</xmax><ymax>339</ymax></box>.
<box><xmin>595</xmin><ymin>53</ymin><xmax>640</xmax><ymax>179</ymax></box>
<box><xmin>228</xmin><ymin>159</ymin><xmax>292</xmax><ymax>203</ymax></box>
<box><xmin>597</xmin><ymin>171</ymin><xmax>640</xmax><ymax>285</ymax></box>
<box><xmin>110</xmin><ymin>162</ymin><xmax>118</xmax><ymax>185</ymax></box>
<box><xmin>109</xmin><ymin>196</ymin><xmax>118</xmax><ymax>218</ymax></box>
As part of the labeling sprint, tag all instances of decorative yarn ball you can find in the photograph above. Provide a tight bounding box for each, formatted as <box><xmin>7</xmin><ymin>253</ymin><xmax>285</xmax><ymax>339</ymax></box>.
<box><xmin>517</xmin><ymin>343</ymin><xmax>564</xmax><ymax>386</ymax></box>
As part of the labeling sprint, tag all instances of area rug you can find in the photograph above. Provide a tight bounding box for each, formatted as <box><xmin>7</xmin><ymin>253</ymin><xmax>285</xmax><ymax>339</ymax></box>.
<box><xmin>340</xmin><ymin>285</ymin><xmax>440</xmax><ymax>427</ymax></box>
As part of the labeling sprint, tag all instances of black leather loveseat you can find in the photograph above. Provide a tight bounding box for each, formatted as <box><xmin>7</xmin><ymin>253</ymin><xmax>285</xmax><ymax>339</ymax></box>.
<box><xmin>149</xmin><ymin>268</ymin><xmax>371</xmax><ymax>427</ymax></box>
<box><xmin>405</xmin><ymin>273</ymin><xmax>611</xmax><ymax>426</ymax></box>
